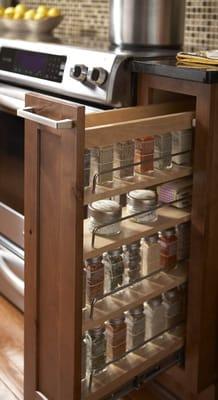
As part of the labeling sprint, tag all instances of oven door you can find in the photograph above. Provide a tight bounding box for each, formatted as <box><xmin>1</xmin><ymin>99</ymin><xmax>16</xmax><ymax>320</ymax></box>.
<box><xmin>0</xmin><ymin>236</ymin><xmax>24</xmax><ymax>311</ymax></box>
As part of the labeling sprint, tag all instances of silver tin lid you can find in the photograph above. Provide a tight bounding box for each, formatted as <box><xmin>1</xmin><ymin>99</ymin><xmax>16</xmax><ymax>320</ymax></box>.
<box><xmin>127</xmin><ymin>190</ymin><xmax>157</xmax><ymax>208</ymax></box>
<box><xmin>88</xmin><ymin>200</ymin><xmax>122</xmax><ymax>223</ymax></box>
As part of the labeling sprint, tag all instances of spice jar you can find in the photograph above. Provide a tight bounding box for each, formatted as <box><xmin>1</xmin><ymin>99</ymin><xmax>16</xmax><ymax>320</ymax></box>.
<box><xmin>103</xmin><ymin>248</ymin><xmax>124</xmax><ymax>293</ymax></box>
<box><xmin>86</xmin><ymin>326</ymin><xmax>107</xmax><ymax>373</ymax></box>
<box><xmin>127</xmin><ymin>190</ymin><xmax>157</xmax><ymax>224</ymax></box>
<box><xmin>159</xmin><ymin>228</ymin><xmax>177</xmax><ymax>270</ymax></box>
<box><xmin>125</xmin><ymin>240</ymin><xmax>141</xmax><ymax>283</ymax></box>
<box><xmin>126</xmin><ymin>304</ymin><xmax>145</xmax><ymax>350</ymax></box>
<box><xmin>82</xmin><ymin>268</ymin><xmax>87</xmax><ymax>310</ymax></box>
<box><xmin>163</xmin><ymin>288</ymin><xmax>182</xmax><ymax>329</ymax></box>
<box><xmin>157</xmin><ymin>178</ymin><xmax>192</xmax><ymax>209</ymax></box>
<box><xmin>142</xmin><ymin>234</ymin><xmax>161</xmax><ymax>276</ymax></box>
<box><xmin>176</xmin><ymin>222</ymin><xmax>191</xmax><ymax>261</ymax></box>
<box><xmin>106</xmin><ymin>315</ymin><xmax>127</xmax><ymax>361</ymax></box>
<box><xmin>85</xmin><ymin>256</ymin><xmax>104</xmax><ymax>304</ymax></box>
<box><xmin>81</xmin><ymin>335</ymin><xmax>87</xmax><ymax>380</ymax></box>
<box><xmin>178</xmin><ymin>283</ymin><xmax>187</xmax><ymax>319</ymax></box>
<box><xmin>114</xmin><ymin>140</ymin><xmax>135</xmax><ymax>179</ymax></box>
<box><xmin>84</xmin><ymin>149</ymin><xmax>91</xmax><ymax>188</ymax></box>
<box><xmin>145</xmin><ymin>296</ymin><xmax>166</xmax><ymax>339</ymax></box>
<box><xmin>134</xmin><ymin>136</ymin><xmax>154</xmax><ymax>174</ymax></box>
<box><xmin>172</xmin><ymin>129</ymin><xmax>193</xmax><ymax>166</ymax></box>
<box><xmin>88</xmin><ymin>199</ymin><xmax>122</xmax><ymax>236</ymax></box>
<box><xmin>90</xmin><ymin>145</ymin><xmax>113</xmax><ymax>184</ymax></box>
<box><xmin>154</xmin><ymin>133</ymin><xmax>172</xmax><ymax>170</ymax></box>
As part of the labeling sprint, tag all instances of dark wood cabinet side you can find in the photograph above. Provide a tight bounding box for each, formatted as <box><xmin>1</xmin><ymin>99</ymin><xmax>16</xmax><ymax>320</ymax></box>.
<box><xmin>24</xmin><ymin>93</ymin><xmax>85</xmax><ymax>400</ymax></box>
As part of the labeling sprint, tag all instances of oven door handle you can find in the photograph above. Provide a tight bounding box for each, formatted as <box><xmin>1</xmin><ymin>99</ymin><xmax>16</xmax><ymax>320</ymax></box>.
<box><xmin>0</xmin><ymin>249</ymin><xmax>24</xmax><ymax>297</ymax></box>
<box><xmin>17</xmin><ymin>106</ymin><xmax>75</xmax><ymax>129</ymax></box>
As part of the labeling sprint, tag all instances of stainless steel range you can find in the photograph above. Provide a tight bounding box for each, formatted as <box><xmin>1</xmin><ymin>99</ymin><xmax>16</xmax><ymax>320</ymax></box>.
<box><xmin>0</xmin><ymin>35</ymin><xmax>176</xmax><ymax>311</ymax></box>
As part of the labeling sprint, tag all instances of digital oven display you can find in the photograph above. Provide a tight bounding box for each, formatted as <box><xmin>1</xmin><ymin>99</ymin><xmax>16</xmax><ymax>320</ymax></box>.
<box><xmin>0</xmin><ymin>47</ymin><xmax>66</xmax><ymax>83</ymax></box>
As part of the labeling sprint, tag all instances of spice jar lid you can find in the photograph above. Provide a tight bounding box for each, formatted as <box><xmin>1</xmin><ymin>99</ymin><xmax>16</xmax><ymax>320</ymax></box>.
<box><xmin>146</xmin><ymin>233</ymin><xmax>159</xmax><ymax>244</ymax></box>
<box><xmin>162</xmin><ymin>227</ymin><xmax>176</xmax><ymax>238</ymax></box>
<box><xmin>147</xmin><ymin>296</ymin><xmax>162</xmax><ymax>307</ymax></box>
<box><xmin>90</xmin><ymin>325</ymin><xmax>105</xmax><ymax>337</ymax></box>
<box><xmin>88</xmin><ymin>200</ymin><xmax>122</xmax><ymax>223</ymax></box>
<box><xmin>127</xmin><ymin>240</ymin><xmax>141</xmax><ymax>251</ymax></box>
<box><xmin>109</xmin><ymin>314</ymin><xmax>125</xmax><ymax>325</ymax></box>
<box><xmin>164</xmin><ymin>288</ymin><xmax>178</xmax><ymax>300</ymax></box>
<box><xmin>107</xmin><ymin>248</ymin><xmax>123</xmax><ymax>257</ymax></box>
<box><xmin>130</xmin><ymin>304</ymin><xmax>144</xmax><ymax>315</ymax></box>
<box><xmin>86</xmin><ymin>256</ymin><xmax>103</xmax><ymax>265</ymax></box>
<box><xmin>127</xmin><ymin>190</ymin><xmax>157</xmax><ymax>208</ymax></box>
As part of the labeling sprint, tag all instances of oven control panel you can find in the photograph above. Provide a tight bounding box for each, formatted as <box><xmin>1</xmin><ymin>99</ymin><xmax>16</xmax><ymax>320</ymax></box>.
<box><xmin>0</xmin><ymin>47</ymin><xmax>66</xmax><ymax>83</ymax></box>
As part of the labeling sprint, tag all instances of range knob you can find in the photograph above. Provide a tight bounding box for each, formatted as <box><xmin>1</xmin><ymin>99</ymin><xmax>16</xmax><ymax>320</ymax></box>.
<box><xmin>70</xmin><ymin>64</ymin><xmax>88</xmax><ymax>82</ymax></box>
<box><xmin>87</xmin><ymin>67</ymin><xmax>108</xmax><ymax>86</ymax></box>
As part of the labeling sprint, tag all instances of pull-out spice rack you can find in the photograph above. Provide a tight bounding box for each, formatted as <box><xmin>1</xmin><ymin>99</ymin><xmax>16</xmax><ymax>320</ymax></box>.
<box><xmin>23</xmin><ymin>78</ymin><xmax>218</xmax><ymax>400</ymax></box>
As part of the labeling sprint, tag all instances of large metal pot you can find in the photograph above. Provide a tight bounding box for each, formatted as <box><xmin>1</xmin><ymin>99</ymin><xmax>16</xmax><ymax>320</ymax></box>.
<box><xmin>109</xmin><ymin>0</ymin><xmax>186</xmax><ymax>48</ymax></box>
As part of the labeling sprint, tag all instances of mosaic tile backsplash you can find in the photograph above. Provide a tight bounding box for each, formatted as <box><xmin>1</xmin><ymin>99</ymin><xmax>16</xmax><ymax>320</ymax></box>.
<box><xmin>22</xmin><ymin>0</ymin><xmax>218</xmax><ymax>50</ymax></box>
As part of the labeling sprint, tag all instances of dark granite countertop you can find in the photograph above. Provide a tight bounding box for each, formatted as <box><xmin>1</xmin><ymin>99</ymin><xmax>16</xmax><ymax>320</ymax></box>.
<box><xmin>132</xmin><ymin>58</ymin><xmax>218</xmax><ymax>84</ymax></box>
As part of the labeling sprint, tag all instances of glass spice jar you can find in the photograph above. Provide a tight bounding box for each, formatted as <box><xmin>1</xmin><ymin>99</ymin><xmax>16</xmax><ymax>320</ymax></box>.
<box><xmin>85</xmin><ymin>256</ymin><xmax>104</xmax><ymax>304</ymax></box>
<box><xmin>88</xmin><ymin>199</ymin><xmax>122</xmax><ymax>236</ymax></box>
<box><xmin>141</xmin><ymin>234</ymin><xmax>161</xmax><ymax>276</ymax></box>
<box><xmin>106</xmin><ymin>315</ymin><xmax>127</xmax><ymax>361</ymax></box>
<box><xmin>126</xmin><ymin>304</ymin><xmax>145</xmax><ymax>350</ymax></box>
<box><xmin>81</xmin><ymin>335</ymin><xmax>87</xmax><ymax>380</ymax></box>
<box><xmin>127</xmin><ymin>189</ymin><xmax>157</xmax><ymax>224</ymax></box>
<box><xmin>159</xmin><ymin>228</ymin><xmax>178</xmax><ymax>270</ymax></box>
<box><xmin>154</xmin><ymin>133</ymin><xmax>172</xmax><ymax>170</ymax></box>
<box><xmin>84</xmin><ymin>149</ymin><xmax>91</xmax><ymax>188</ymax></box>
<box><xmin>103</xmin><ymin>248</ymin><xmax>124</xmax><ymax>293</ymax></box>
<box><xmin>172</xmin><ymin>129</ymin><xmax>193</xmax><ymax>166</ymax></box>
<box><xmin>82</xmin><ymin>268</ymin><xmax>87</xmax><ymax>310</ymax></box>
<box><xmin>86</xmin><ymin>326</ymin><xmax>107</xmax><ymax>374</ymax></box>
<box><xmin>144</xmin><ymin>296</ymin><xmax>166</xmax><ymax>339</ymax></box>
<box><xmin>162</xmin><ymin>288</ymin><xmax>182</xmax><ymax>329</ymax></box>
<box><xmin>114</xmin><ymin>140</ymin><xmax>135</xmax><ymax>179</ymax></box>
<box><xmin>90</xmin><ymin>145</ymin><xmax>114</xmax><ymax>184</ymax></box>
<box><xmin>125</xmin><ymin>240</ymin><xmax>142</xmax><ymax>283</ymax></box>
<box><xmin>134</xmin><ymin>136</ymin><xmax>154</xmax><ymax>174</ymax></box>
<box><xmin>176</xmin><ymin>222</ymin><xmax>191</xmax><ymax>261</ymax></box>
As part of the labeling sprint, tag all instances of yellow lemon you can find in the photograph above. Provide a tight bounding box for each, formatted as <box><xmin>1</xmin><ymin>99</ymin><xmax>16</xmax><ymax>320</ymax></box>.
<box><xmin>4</xmin><ymin>7</ymin><xmax>15</xmax><ymax>18</ymax></box>
<box><xmin>36</xmin><ymin>5</ymin><xmax>48</xmax><ymax>15</ymax></box>
<box><xmin>47</xmin><ymin>7</ymin><xmax>61</xmax><ymax>17</ymax></box>
<box><xmin>34</xmin><ymin>13</ymin><xmax>46</xmax><ymax>20</ymax></box>
<box><xmin>24</xmin><ymin>9</ymin><xmax>36</xmax><ymax>20</ymax></box>
<box><xmin>15</xmin><ymin>4</ymin><xmax>27</xmax><ymax>14</ymax></box>
<box><xmin>13</xmin><ymin>11</ymin><xmax>25</xmax><ymax>20</ymax></box>
<box><xmin>0</xmin><ymin>7</ymin><xmax>5</xmax><ymax>17</ymax></box>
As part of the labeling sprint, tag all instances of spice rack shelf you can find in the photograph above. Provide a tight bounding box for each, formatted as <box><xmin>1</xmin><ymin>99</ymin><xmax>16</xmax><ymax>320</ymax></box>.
<box><xmin>84</xmin><ymin>206</ymin><xmax>191</xmax><ymax>260</ymax></box>
<box><xmin>82</xmin><ymin>328</ymin><xmax>184</xmax><ymax>400</ymax></box>
<box><xmin>83</xmin><ymin>264</ymin><xmax>187</xmax><ymax>332</ymax></box>
<box><xmin>84</xmin><ymin>165</ymin><xmax>192</xmax><ymax>205</ymax></box>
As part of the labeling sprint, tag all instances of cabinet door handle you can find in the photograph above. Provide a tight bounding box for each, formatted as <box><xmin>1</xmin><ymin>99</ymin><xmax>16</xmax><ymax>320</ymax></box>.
<box><xmin>17</xmin><ymin>106</ymin><xmax>74</xmax><ymax>129</ymax></box>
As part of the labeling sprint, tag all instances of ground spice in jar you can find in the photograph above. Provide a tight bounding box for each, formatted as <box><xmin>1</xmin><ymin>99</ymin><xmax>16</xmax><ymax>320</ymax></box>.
<box><xmin>88</xmin><ymin>199</ymin><xmax>122</xmax><ymax>236</ymax></box>
<box><xmin>159</xmin><ymin>228</ymin><xmax>178</xmax><ymax>270</ymax></box>
<box><xmin>127</xmin><ymin>189</ymin><xmax>157</xmax><ymax>224</ymax></box>
<box><xmin>106</xmin><ymin>315</ymin><xmax>127</xmax><ymax>361</ymax></box>
<box><xmin>134</xmin><ymin>136</ymin><xmax>154</xmax><ymax>174</ymax></box>
<box><xmin>114</xmin><ymin>140</ymin><xmax>135</xmax><ymax>179</ymax></box>
<box><xmin>141</xmin><ymin>234</ymin><xmax>161</xmax><ymax>276</ymax></box>
<box><xmin>176</xmin><ymin>222</ymin><xmax>191</xmax><ymax>261</ymax></box>
<box><xmin>86</xmin><ymin>326</ymin><xmax>106</xmax><ymax>373</ymax></box>
<box><xmin>163</xmin><ymin>288</ymin><xmax>182</xmax><ymax>329</ymax></box>
<box><xmin>85</xmin><ymin>256</ymin><xmax>104</xmax><ymax>304</ymax></box>
<box><xmin>172</xmin><ymin>129</ymin><xmax>193</xmax><ymax>166</ymax></box>
<box><xmin>126</xmin><ymin>304</ymin><xmax>145</xmax><ymax>350</ymax></box>
<box><xmin>144</xmin><ymin>296</ymin><xmax>166</xmax><ymax>339</ymax></box>
<box><xmin>154</xmin><ymin>133</ymin><xmax>172</xmax><ymax>170</ymax></box>
<box><xmin>103</xmin><ymin>248</ymin><xmax>124</xmax><ymax>293</ymax></box>
<box><xmin>90</xmin><ymin>145</ymin><xmax>114</xmax><ymax>184</ymax></box>
<box><xmin>125</xmin><ymin>240</ymin><xmax>142</xmax><ymax>283</ymax></box>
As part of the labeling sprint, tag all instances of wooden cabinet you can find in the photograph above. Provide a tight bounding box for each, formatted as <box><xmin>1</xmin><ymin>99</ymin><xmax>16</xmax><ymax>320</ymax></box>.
<box><xmin>3</xmin><ymin>72</ymin><xmax>217</xmax><ymax>400</ymax></box>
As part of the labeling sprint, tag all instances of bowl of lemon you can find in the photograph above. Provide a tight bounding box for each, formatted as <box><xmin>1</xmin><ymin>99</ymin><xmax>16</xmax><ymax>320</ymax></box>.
<box><xmin>0</xmin><ymin>4</ymin><xmax>63</xmax><ymax>33</ymax></box>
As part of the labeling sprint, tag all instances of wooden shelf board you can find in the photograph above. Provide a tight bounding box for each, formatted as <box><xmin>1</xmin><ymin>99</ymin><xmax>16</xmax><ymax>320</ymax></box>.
<box><xmin>83</xmin><ymin>331</ymin><xmax>184</xmax><ymax>400</ymax></box>
<box><xmin>83</xmin><ymin>265</ymin><xmax>187</xmax><ymax>332</ymax></box>
<box><xmin>84</xmin><ymin>206</ymin><xmax>191</xmax><ymax>260</ymax></box>
<box><xmin>0</xmin><ymin>296</ymin><xmax>24</xmax><ymax>400</ymax></box>
<box><xmin>84</xmin><ymin>165</ymin><xmax>192</xmax><ymax>205</ymax></box>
